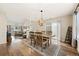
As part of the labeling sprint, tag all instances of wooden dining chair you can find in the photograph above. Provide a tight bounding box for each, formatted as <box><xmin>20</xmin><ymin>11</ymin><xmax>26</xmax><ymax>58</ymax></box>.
<box><xmin>43</xmin><ymin>36</ymin><xmax>50</xmax><ymax>47</ymax></box>
<box><xmin>35</xmin><ymin>34</ymin><xmax>49</xmax><ymax>51</ymax></box>
<box><xmin>35</xmin><ymin>32</ymin><xmax>42</xmax><ymax>35</ymax></box>
<box><xmin>29</xmin><ymin>31</ymin><xmax>36</xmax><ymax>46</ymax></box>
<box><xmin>35</xmin><ymin>35</ymin><xmax>43</xmax><ymax>51</ymax></box>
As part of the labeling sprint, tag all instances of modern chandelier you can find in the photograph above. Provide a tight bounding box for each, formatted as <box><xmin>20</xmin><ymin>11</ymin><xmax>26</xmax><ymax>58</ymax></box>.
<box><xmin>38</xmin><ymin>10</ymin><xmax>45</xmax><ymax>26</ymax></box>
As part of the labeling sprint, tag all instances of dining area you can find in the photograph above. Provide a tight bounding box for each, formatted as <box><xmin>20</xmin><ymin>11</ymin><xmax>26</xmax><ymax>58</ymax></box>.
<box><xmin>27</xmin><ymin>30</ymin><xmax>60</xmax><ymax>56</ymax></box>
<box><xmin>29</xmin><ymin>31</ymin><xmax>52</xmax><ymax>51</ymax></box>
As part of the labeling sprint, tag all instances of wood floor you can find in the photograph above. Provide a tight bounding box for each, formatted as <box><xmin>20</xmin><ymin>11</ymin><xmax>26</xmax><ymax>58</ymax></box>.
<box><xmin>0</xmin><ymin>37</ymin><xmax>78</xmax><ymax>56</ymax></box>
<box><xmin>0</xmin><ymin>39</ymin><xmax>42</xmax><ymax>56</ymax></box>
<box><xmin>57</xmin><ymin>42</ymin><xmax>78</xmax><ymax>56</ymax></box>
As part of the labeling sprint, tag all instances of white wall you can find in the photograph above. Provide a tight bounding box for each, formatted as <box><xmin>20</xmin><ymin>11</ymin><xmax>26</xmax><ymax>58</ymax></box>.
<box><xmin>77</xmin><ymin>12</ymin><xmax>79</xmax><ymax>40</ymax></box>
<box><xmin>77</xmin><ymin>11</ymin><xmax>79</xmax><ymax>53</ymax></box>
<box><xmin>61</xmin><ymin>15</ymin><xmax>72</xmax><ymax>42</ymax></box>
<box><xmin>0</xmin><ymin>14</ymin><xmax>7</xmax><ymax>44</ymax></box>
<box><xmin>46</xmin><ymin>15</ymin><xmax>73</xmax><ymax>42</ymax></box>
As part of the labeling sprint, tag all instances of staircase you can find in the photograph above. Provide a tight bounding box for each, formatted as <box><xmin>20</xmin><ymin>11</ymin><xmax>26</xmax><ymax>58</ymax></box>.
<box><xmin>65</xmin><ymin>26</ymin><xmax>72</xmax><ymax>45</ymax></box>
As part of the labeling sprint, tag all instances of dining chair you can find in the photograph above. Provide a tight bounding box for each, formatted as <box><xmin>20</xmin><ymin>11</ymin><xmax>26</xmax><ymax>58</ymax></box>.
<box><xmin>29</xmin><ymin>31</ymin><xmax>36</xmax><ymax>46</ymax></box>
<box><xmin>35</xmin><ymin>34</ymin><xmax>49</xmax><ymax>51</ymax></box>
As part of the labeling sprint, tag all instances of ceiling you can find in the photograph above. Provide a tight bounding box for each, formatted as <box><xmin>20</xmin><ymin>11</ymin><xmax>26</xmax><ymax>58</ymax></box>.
<box><xmin>0</xmin><ymin>3</ymin><xmax>77</xmax><ymax>24</ymax></box>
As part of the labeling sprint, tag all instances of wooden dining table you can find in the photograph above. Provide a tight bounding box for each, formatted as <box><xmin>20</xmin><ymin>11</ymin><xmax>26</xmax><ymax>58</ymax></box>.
<box><xmin>29</xmin><ymin>31</ymin><xmax>54</xmax><ymax>48</ymax></box>
<box><xmin>34</xmin><ymin>32</ymin><xmax>52</xmax><ymax>46</ymax></box>
<box><xmin>42</xmin><ymin>34</ymin><xmax>53</xmax><ymax>45</ymax></box>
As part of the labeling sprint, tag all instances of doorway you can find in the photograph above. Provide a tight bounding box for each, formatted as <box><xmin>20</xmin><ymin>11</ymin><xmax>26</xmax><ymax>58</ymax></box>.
<box><xmin>51</xmin><ymin>22</ymin><xmax>61</xmax><ymax>44</ymax></box>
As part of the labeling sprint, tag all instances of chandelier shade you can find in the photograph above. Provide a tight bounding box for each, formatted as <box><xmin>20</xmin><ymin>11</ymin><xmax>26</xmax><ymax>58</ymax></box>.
<box><xmin>37</xmin><ymin>10</ymin><xmax>45</xmax><ymax>26</ymax></box>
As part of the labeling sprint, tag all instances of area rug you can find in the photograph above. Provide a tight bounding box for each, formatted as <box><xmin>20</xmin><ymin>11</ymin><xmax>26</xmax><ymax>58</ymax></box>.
<box><xmin>23</xmin><ymin>39</ymin><xmax>60</xmax><ymax>56</ymax></box>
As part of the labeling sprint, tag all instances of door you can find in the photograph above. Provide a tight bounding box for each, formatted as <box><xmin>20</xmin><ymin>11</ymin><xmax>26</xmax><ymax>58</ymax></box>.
<box><xmin>51</xmin><ymin>22</ymin><xmax>60</xmax><ymax>44</ymax></box>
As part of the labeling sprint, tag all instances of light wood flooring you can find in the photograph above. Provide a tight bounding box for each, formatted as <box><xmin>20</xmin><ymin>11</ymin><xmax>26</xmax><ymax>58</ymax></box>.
<box><xmin>0</xmin><ymin>36</ymin><xmax>78</xmax><ymax>56</ymax></box>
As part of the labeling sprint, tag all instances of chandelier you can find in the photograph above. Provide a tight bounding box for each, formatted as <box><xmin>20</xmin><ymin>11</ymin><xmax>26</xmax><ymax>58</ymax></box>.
<box><xmin>38</xmin><ymin>10</ymin><xmax>45</xmax><ymax>26</ymax></box>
